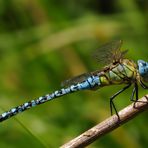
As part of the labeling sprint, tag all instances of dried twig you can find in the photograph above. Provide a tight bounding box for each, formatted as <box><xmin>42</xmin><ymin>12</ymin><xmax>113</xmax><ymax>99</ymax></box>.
<box><xmin>61</xmin><ymin>94</ymin><xmax>148</xmax><ymax>148</ymax></box>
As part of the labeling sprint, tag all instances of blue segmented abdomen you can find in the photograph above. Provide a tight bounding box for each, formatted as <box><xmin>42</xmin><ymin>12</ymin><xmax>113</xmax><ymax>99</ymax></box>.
<box><xmin>0</xmin><ymin>75</ymin><xmax>100</xmax><ymax>122</ymax></box>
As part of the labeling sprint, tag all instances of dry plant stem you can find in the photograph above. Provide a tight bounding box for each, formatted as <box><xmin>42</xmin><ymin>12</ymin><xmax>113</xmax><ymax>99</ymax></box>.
<box><xmin>61</xmin><ymin>94</ymin><xmax>148</xmax><ymax>148</ymax></box>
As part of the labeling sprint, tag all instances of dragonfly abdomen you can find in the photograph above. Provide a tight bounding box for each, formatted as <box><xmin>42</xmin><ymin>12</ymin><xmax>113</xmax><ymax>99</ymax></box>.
<box><xmin>0</xmin><ymin>75</ymin><xmax>101</xmax><ymax>122</ymax></box>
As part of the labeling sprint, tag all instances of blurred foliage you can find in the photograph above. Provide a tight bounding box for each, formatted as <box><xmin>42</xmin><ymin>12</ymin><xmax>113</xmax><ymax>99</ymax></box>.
<box><xmin>0</xmin><ymin>0</ymin><xmax>148</xmax><ymax>148</ymax></box>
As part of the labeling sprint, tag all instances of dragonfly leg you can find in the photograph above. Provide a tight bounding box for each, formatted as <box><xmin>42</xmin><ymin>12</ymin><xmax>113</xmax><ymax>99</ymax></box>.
<box><xmin>139</xmin><ymin>80</ymin><xmax>148</xmax><ymax>89</ymax></box>
<box><xmin>130</xmin><ymin>83</ymin><xmax>138</xmax><ymax>102</ymax></box>
<box><xmin>110</xmin><ymin>84</ymin><xmax>131</xmax><ymax>117</ymax></box>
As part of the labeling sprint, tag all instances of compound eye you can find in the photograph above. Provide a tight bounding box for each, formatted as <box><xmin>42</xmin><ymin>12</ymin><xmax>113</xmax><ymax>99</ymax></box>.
<box><xmin>138</xmin><ymin>60</ymin><xmax>146</xmax><ymax>67</ymax></box>
<box><xmin>141</xmin><ymin>62</ymin><xmax>146</xmax><ymax>67</ymax></box>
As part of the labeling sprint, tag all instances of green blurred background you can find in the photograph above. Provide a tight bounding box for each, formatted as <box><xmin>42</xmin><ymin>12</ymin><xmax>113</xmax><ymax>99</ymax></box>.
<box><xmin>0</xmin><ymin>0</ymin><xmax>148</xmax><ymax>148</ymax></box>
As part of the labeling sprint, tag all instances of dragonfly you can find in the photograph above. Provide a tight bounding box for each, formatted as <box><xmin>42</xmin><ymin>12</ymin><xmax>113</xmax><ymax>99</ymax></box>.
<box><xmin>0</xmin><ymin>40</ymin><xmax>147</xmax><ymax>122</ymax></box>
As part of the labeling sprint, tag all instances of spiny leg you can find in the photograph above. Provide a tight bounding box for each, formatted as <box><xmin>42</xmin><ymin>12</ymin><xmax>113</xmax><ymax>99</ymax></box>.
<box><xmin>110</xmin><ymin>84</ymin><xmax>131</xmax><ymax>118</ymax></box>
<box><xmin>139</xmin><ymin>80</ymin><xmax>148</xmax><ymax>89</ymax></box>
<box><xmin>130</xmin><ymin>82</ymin><xmax>138</xmax><ymax>102</ymax></box>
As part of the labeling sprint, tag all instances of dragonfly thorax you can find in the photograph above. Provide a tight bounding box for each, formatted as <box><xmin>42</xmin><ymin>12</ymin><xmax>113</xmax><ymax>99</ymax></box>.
<box><xmin>98</xmin><ymin>59</ymin><xmax>137</xmax><ymax>87</ymax></box>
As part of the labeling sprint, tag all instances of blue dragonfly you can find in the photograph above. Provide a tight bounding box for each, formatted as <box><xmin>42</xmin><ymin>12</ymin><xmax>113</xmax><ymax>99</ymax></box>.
<box><xmin>0</xmin><ymin>40</ymin><xmax>147</xmax><ymax>122</ymax></box>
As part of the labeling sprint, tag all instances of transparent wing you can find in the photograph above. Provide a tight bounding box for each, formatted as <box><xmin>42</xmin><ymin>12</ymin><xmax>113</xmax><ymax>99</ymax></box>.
<box><xmin>61</xmin><ymin>73</ymin><xmax>91</xmax><ymax>87</ymax></box>
<box><xmin>62</xmin><ymin>40</ymin><xmax>128</xmax><ymax>87</ymax></box>
<box><xmin>92</xmin><ymin>40</ymin><xmax>128</xmax><ymax>66</ymax></box>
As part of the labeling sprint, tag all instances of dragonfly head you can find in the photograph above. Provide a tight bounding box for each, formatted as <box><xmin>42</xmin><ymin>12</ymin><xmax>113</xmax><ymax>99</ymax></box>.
<box><xmin>138</xmin><ymin>60</ymin><xmax>148</xmax><ymax>82</ymax></box>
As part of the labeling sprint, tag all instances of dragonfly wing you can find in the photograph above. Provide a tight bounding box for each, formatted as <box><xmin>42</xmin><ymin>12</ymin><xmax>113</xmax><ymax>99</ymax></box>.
<box><xmin>61</xmin><ymin>73</ymin><xmax>91</xmax><ymax>87</ymax></box>
<box><xmin>92</xmin><ymin>40</ymin><xmax>127</xmax><ymax>66</ymax></box>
